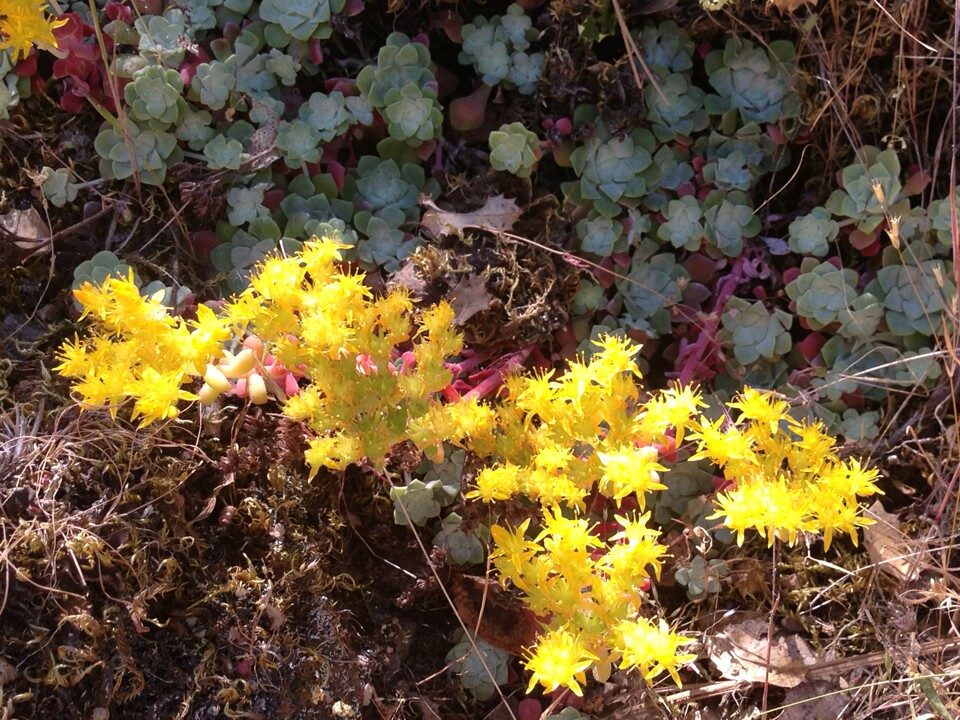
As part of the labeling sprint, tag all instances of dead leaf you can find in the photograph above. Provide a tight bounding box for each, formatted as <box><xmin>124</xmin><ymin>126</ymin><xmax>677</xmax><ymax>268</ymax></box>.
<box><xmin>448</xmin><ymin>275</ymin><xmax>493</xmax><ymax>325</ymax></box>
<box><xmin>766</xmin><ymin>0</ymin><xmax>816</xmax><ymax>12</ymax></box>
<box><xmin>863</xmin><ymin>501</ymin><xmax>921</xmax><ymax>582</ymax></box>
<box><xmin>778</xmin><ymin>679</ymin><xmax>847</xmax><ymax>720</ymax></box>
<box><xmin>1</xmin><ymin>206</ymin><xmax>51</xmax><ymax>255</ymax></box>
<box><xmin>421</xmin><ymin>195</ymin><xmax>521</xmax><ymax>238</ymax></box>
<box><xmin>706</xmin><ymin>617</ymin><xmax>816</xmax><ymax>688</ymax></box>
<box><xmin>449</xmin><ymin>574</ymin><xmax>542</xmax><ymax>654</ymax></box>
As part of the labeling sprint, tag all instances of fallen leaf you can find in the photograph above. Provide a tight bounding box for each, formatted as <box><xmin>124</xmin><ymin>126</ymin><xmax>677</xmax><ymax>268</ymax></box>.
<box><xmin>421</xmin><ymin>195</ymin><xmax>521</xmax><ymax>238</ymax></box>
<box><xmin>448</xmin><ymin>275</ymin><xmax>493</xmax><ymax>325</ymax></box>
<box><xmin>1</xmin><ymin>206</ymin><xmax>51</xmax><ymax>255</ymax></box>
<box><xmin>766</xmin><ymin>0</ymin><xmax>816</xmax><ymax>12</ymax></box>
<box><xmin>706</xmin><ymin>617</ymin><xmax>816</xmax><ymax>688</ymax></box>
<box><xmin>778</xmin><ymin>679</ymin><xmax>847</xmax><ymax>720</ymax></box>
<box><xmin>449</xmin><ymin>574</ymin><xmax>542</xmax><ymax>654</ymax></box>
<box><xmin>863</xmin><ymin>500</ymin><xmax>921</xmax><ymax>582</ymax></box>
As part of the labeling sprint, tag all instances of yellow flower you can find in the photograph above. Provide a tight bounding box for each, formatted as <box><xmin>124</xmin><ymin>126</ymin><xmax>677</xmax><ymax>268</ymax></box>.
<box><xmin>524</xmin><ymin>626</ymin><xmax>598</xmax><ymax>696</ymax></box>
<box><xmin>614</xmin><ymin>617</ymin><xmax>696</xmax><ymax>685</ymax></box>
<box><xmin>597</xmin><ymin>445</ymin><xmax>667</xmax><ymax>503</ymax></box>
<box><xmin>0</xmin><ymin>0</ymin><xmax>68</xmax><ymax>61</ymax></box>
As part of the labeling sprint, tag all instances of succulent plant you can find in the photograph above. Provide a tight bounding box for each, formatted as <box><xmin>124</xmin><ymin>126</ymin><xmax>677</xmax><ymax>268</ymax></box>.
<box><xmin>265</xmin><ymin>48</ymin><xmax>300</xmax><ymax>86</ymax></box>
<box><xmin>577</xmin><ymin>214</ymin><xmax>624</xmax><ymax>257</ymax></box>
<box><xmin>259</xmin><ymin>0</ymin><xmax>347</xmax><ymax>46</ymax></box>
<box><xmin>382</xmin><ymin>83</ymin><xmax>443</xmax><ymax>146</ymax></box>
<box><xmin>654</xmin><ymin>145</ymin><xmax>695</xmax><ymax>192</ymax></box>
<box><xmin>226</xmin><ymin>183</ymin><xmax>270</xmax><ymax>226</ymax></box>
<box><xmin>788</xmin><ymin>207</ymin><xmax>839</xmax><ymax>257</ymax></box>
<box><xmin>657</xmin><ymin>196</ymin><xmax>704</xmax><ymax>251</ymax></box>
<box><xmin>639</xmin><ymin>20</ymin><xmax>694</xmax><ymax>75</ymax></box>
<box><xmin>446</xmin><ymin>634</ymin><xmax>511</xmax><ymax>701</ymax></box>
<box><xmin>135</xmin><ymin>10</ymin><xmax>189</xmax><ymax>67</ymax></box>
<box><xmin>278</xmin><ymin>174</ymin><xmax>354</xmax><ymax>237</ymax></box>
<box><xmin>459</xmin><ymin>4</ymin><xmax>544</xmax><ymax>94</ymax></box>
<box><xmin>650</xmin><ymin>461</ymin><xmax>714</xmax><ymax>527</ymax></box>
<box><xmin>721</xmin><ymin>297</ymin><xmax>793</xmax><ymax>365</ymax></box>
<box><xmin>839</xmin><ymin>409</ymin><xmax>881</xmax><ymax>443</ymax></box>
<box><xmin>927</xmin><ymin>187</ymin><xmax>959</xmax><ymax>253</ymax></box>
<box><xmin>433</xmin><ymin>513</ymin><xmax>487</xmax><ymax>565</ymax></box>
<box><xmin>703</xmin><ymin>190</ymin><xmax>761</xmax><ymax>256</ymax></box>
<box><xmin>72</xmin><ymin>250</ymin><xmax>136</xmax><ymax>293</ymax></box>
<box><xmin>203</xmin><ymin>134</ymin><xmax>245</xmax><ymax>170</ymax></box>
<box><xmin>38</xmin><ymin>167</ymin><xmax>79</xmax><ymax>207</ymax></box>
<box><xmin>868</xmin><ymin>260</ymin><xmax>955</xmax><ymax>336</ymax></box>
<box><xmin>352</xmin><ymin>207</ymin><xmax>419</xmax><ymax>269</ymax></box>
<box><xmin>815</xmin><ymin>338</ymin><xmax>941</xmax><ymax>403</ymax></box>
<box><xmin>300</xmin><ymin>91</ymin><xmax>372</xmax><ymax>142</ymax></box>
<box><xmin>571</xmin><ymin>280</ymin><xmax>608</xmax><ymax>315</ymax></box>
<box><xmin>356</xmin><ymin>32</ymin><xmax>435</xmax><ymax>108</ymax></box>
<box><xmin>675</xmin><ymin>555</ymin><xmax>729</xmax><ymax>602</ymax></box>
<box><xmin>488</xmin><ymin>122</ymin><xmax>540</xmax><ymax>177</ymax></box>
<box><xmin>568</xmin><ymin>123</ymin><xmax>660</xmax><ymax>218</ymax></box>
<box><xmin>191</xmin><ymin>61</ymin><xmax>236</xmax><ymax>110</ymax></box>
<box><xmin>274</xmin><ymin>118</ymin><xmax>322</xmax><ymax>165</ymax></box>
<box><xmin>389</xmin><ymin>457</ymin><xmax>461</xmax><ymax>525</ymax></box>
<box><xmin>824</xmin><ymin>147</ymin><xmax>904</xmax><ymax>235</ymax></box>
<box><xmin>644</xmin><ymin>72</ymin><xmax>708</xmax><ymax>142</ymax></box>
<box><xmin>702</xmin><ymin>150</ymin><xmax>754</xmax><ymax>192</ymax></box>
<box><xmin>785</xmin><ymin>261</ymin><xmax>882</xmax><ymax>340</ymax></box>
<box><xmin>176</xmin><ymin>108</ymin><xmax>215</xmax><ymax>150</ymax></box>
<box><xmin>616</xmin><ymin>239</ymin><xmax>688</xmax><ymax>336</ymax></box>
<box><xmin>0</xmin><ymin>50</ymin><xmax>27</xmax><ymax>120</ymax></box>
<box><xmin>124</xmin><ymin>65</ymin><xmax>186</xmax><ymax>130</ymax></box>
<box><xmin>704</xmin><ymin>37</ymin><xmax>799</xmax><ymax>125</ymax></box>
<box><xmin>345</xmin><ymin>156</ymin><xmax>435</xmax><ymax>222</ymax></box>
<box><xmin>94</xmin><ymin>121</ymin><xmax>183</xmax><ymax>186</ymax></box>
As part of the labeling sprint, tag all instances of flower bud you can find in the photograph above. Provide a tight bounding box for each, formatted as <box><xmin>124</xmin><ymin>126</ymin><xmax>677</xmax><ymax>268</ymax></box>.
<box><xmin>203</xmin><ymin>363</ymin><xmax>232</xmax><ymax>393</ymax></box>
<box><xmin>248</xmin><ymin>372</ymin><xmax>268</xmax><ymax>405</ymax></box>
<box><xmin>221</xmin><ymin>348</ymin><xmax>257</xmax><ymax>378</ymax></box>
<box><xmin>198</xmin><ymin>383</ymin><xmax>219</xmax><ymax>405</ymax></box>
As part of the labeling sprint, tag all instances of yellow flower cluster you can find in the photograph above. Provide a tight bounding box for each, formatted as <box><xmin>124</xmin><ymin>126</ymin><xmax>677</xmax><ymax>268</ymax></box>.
<box><xmin>463</xmin><ymin>337</ymin><xmax>699</xmax><ymax>694</ymax></box>
<box><xmin>0</xmin><ymin>0</ymin><xmax>66</xmax><ymax>61</ymax></box>
<box><xmin>59</xmin><ymin>234</ymin><xmax>883</xmax><ymax>700</ymax></box>
<box><xmin>59</xmin><ymin>235</ymin><xmax>492</xmax><ymax>471</ymax></box>
<box><xmin>56</xmin><ymin>273</ymin><xmax>232</xmax><ymax>427</ymax></box>
<box><xmin>223</xmin><ymin>239</ymin><xmax>485</xmax><ymax>473</ymax></box>
<box><xmin>689</xmin><ymin>388</ymin><xmax>882</xmax><ymax>549</ymax></box>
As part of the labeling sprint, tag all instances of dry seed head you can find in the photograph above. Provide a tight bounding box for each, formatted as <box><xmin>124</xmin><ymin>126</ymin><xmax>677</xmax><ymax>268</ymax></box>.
<box><xmin>888</xmin><ymin>215</ymin><xmax>901</xmax><ymax>249</ymax></box>
<box><xmin>871</xmin><ymin>179</ymin><xmax>886</xmax><ymax>208</ymax></box>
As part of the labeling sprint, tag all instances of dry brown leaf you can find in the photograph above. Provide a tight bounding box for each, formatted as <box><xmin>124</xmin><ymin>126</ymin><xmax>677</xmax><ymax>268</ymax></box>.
<box><xmin>766</xmin><ymin>0</ymin><xmax>816</xmax><ymax>12</ymax></box>
<box><xmin>779</xmin><ymin>679</ymin><xmax>847</xmax><ymax>720</ymax></box>
<box><xmin>863</xmin><ymin>500</ymin><xmax>921</xmax><ymax>582</ymax></box>
<box><xmin>706</xmin><ymin>617</ymin><xmax>815</xmax><ymax>688</ymax></box>
<box><xmin>1</xmin><ymin>206</ymin><xmax>51</xmax><ymax>255</ymax></box>
<box><xmin>448</xmin><ymin>275</ymin><xmax>493</xmax><ymax>325</ymax></box>
<box><xmin>421</xmin><ymin>195</ymin><xmax>521</xmax><ymax>237</ymax></box>
<box><xmin>449</xmin><ymin>574</ymin><xmax>542</xmax><ymax>655</ymax></box>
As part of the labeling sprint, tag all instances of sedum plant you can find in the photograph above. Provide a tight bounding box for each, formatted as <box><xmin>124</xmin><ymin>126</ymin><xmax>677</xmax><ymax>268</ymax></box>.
<box><xmin>704</xmin><ymin>37</ymin><xmax>799</xmax><ymax>125</ymax></box>
<box><xmin>788</xmin><ymin>207</ymin><xmax>839</xmax><ymax>257</ymax></box>
<box><xmin>38</xmin><ymin>166</ymin><xmax>79</xmax><ymax>207</ymax></box>
<box><xmin>488</xmin><ymin>121</ymin><xmax>540</xmax><ymax>177</ymax></box>
<box><xmin>258</xmin><ymin>0</ymin><xmax>347</xmax><ymax>47</ymax></box>
<box><xmin>785</xmin><ymin>261</ymin><xmax>882</xmax><ymax>339</ymax></box>
<box><xmin>59</xmin><ymin>235</ymin><xmax>883</xmax><ymax>699</ymax></box>
<box><xmin>824</xmin><ymin>147</ymin><xmax>905</xmax><ymax>236</ymax></box>
<box><xmin>867</xmin><ymin>259</ymin><xmax>955</xmax><ymax>336</ymax></box>
<box><xmin>568</xmin><ymin>122</ymin><xmax>660</xmax><ymax>218</ymax></box>
<box><xmin>459</xmin><ymin>3</ymin><xmax>544</xmax><ymax>95</ymax></box>
<box><xmin>356</xmin><ymin>32</ymin><xmax>442</xmax><ymax>147</ymax></box>
<box><xmin>644</xmin><ymin>72</ymin><xmax>708</xmax><ymax>142</ymax></box>
<box><xmin>721</xmin><ymin>298</ymin><xmax>793</xmax><ymax>365</ymax></box>
<box><xmin>94</xmin><ymin>121</ymin><xmax>183</xmax><ymax>186</ymax></box>
<box><xmin>617</xmin><ymin>239</ymin><xmax>688</xmax><ymax>336</ymax></box>
<box><xmin>124</xmin><ymin>64</ymin><xmax>187</xmax><ymax>130</ymax></box>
